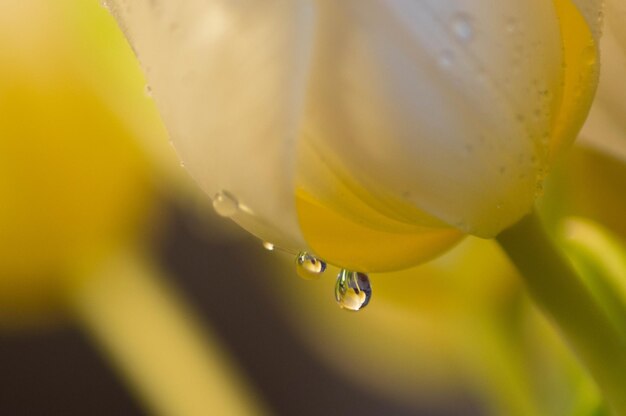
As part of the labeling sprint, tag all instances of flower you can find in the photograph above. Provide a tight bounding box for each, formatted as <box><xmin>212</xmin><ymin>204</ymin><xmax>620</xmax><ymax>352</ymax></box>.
<box><xmin>108</xmin><ymin>0</ymin><xmax>601</xmax><ymax>272</ymax></box>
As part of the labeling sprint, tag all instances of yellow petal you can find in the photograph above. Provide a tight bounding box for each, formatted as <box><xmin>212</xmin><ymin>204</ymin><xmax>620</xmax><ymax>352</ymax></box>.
<box><xmin>548</xmin><ymin>0</ymin><xmax>601</xmax><ymax>160</ymax></box>
<box><xmin>579</xmin><ymin>2</ymin><xmax>626</xmax><ymax>162</ymax></box>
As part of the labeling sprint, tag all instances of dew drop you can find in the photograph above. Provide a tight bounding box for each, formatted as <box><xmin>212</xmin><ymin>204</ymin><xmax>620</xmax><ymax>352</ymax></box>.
<box><xmin>451</xmin><ymin>13</ymin><xmax>474</xmax><ymax>42</ymax></box>
<box><xmin>535</xmin><ymin>181</ymin><xmax>545</xmax><ymax>198</ymax></box>
<box><xmin>262</xmin><ymin>241</ymin><xmax>275</xmax><ymax>251</ymax></box>
<box><xmin>212</xmin><ymin>190</ymin><xmax>239</xmax><ymax>217</ymax></box>
<box><xmin>144</xmin><ymin>84</ymin><xmax>153</xmax><ymax>98</ymax></box>
<box><xmin>505</xmin><ymin>18</ymin><xmax>517</xmax><ymax>34</ymax></box>
<box><xmin>296</xmin><ymin>252</ymin><xmax>326</xmax><ymax>280</ymax></box>
<box><xmin>438</xmin><ymin>50</ymin><xmax>454</xmax><ymax>69</ymax></box>
<box><xmin>335</xmin><ymin>270</ymin><xmax>372</xmax><ymax>311</ymax></box>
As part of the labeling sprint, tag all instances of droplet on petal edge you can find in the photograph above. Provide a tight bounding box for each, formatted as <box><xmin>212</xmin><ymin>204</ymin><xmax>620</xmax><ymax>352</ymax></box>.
<box><xmin>212</xmin><ymin>190</ymin><xmax>239</xmax><ymax>218</ymax></box>
<box><xmin>335</xmin><ymin>269</ymin><xmax>372</xmax><ymax>311</ymax></box>
<box><xmin>296</xmin><ymin>252</ymin><xmax>327</xmax><ymax>280</ymax></box>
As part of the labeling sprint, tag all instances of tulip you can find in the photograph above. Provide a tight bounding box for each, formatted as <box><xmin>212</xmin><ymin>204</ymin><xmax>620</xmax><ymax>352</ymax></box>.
<box><xmin>106</xmin><ymin>0</ymin><xmax>601</xmax><ymax>272</ymax></box>
<box><xmin>107</xmin><ymin>1</ymin><xmax>626</xmax><ymax>414</ymax></box>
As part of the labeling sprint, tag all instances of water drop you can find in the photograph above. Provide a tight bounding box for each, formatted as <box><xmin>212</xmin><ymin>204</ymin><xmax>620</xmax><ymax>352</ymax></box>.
<box><xmin>451</xmin><ymin>13</ymin><xmax>474</xmax><ymax>42</ymax></box>
<box><xmin>335</xmin><ymin>270</ymin><xmax>372</xmax><ymax>311</ymax></box>
<box><xmin>296</xmin><ymin>252</ymin><xmax>326</xmax><ymax>280</ymax></box>
<box><xmin>262</xmin><ymin>241</ymin><xmax>275</xmax><ymax>251</ymax></box>
<box><xmin>535</xmin><ymin>181</ymin><xmax>545</xmax><ymax>198</ymax></box>
<box><xmin>438</xmin><ymin>50</ymin><xmax>454</xmax><ymax>69</ymax></box>
<box><xmin>144</xmin><ymin>84</ymin><xmax>153</xmax><ymax>98</ymax></box>
<box><xmin>212</xmin><ymin>190</ymin><xmax>239</xmax><ymax>217</ymax></box>
<box><xmin>505</xmin><ymin>18</ymin><xmax>517</xmax><ymax>34</ymax></box>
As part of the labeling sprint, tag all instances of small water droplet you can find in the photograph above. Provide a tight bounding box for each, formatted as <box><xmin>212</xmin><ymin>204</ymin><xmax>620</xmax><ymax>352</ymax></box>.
<box><xmin>144</xmin><ymin>84</ymin><xmax>153</xmax><ymax>97</ymax></box>
<box><xmin>212</xmin><ymin>190</ymin><xmax>239</xmax><ymax>217</ymax></box>
<box><xmin>438</xmin><ymin>50</ymin><xmax>454</xmax><ymax>69</ymax></box>
<box><xmin>505</xmin><ymin>18</ymin><xmax>517</xmax><ymax>34</ymax></box>
<box><xmin>335</xmin><ymin>270</ymin><xmax>372</xmax><ymax>311</ymax></box>
<box><xmin>296</xmin><ymin>252</ymin><xmax>326</xmax><ymax>280</ymax></box>
<box><xmin>535</xmin><ymin>181</ymin><xmax>545</xmax><ymax>197</ymax></box>
<box><xmin>263</xmin><ymin>241</ymin><xmax>275</xmax><ymax>251</ymax></box>
<box><xmin>451</xmin><ymin>13</ymin><xmax>474</xmax><ymax>42</ymax></box>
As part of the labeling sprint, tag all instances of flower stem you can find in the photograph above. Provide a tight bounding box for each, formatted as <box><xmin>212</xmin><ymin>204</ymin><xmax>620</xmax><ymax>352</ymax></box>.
<box><xmin>497</xmin><ymin>212</ymin><xmax>626</xmax><ymax>416</ymax></box>
<box><xmin>66</xmin><ymin>249</ymin><xmax>268</xmax><ymax>416</ymax></box>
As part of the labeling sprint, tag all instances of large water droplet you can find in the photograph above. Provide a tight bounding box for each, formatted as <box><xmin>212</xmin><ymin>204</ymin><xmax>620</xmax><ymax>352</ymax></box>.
<box><xmin>212</xmin><ymin>191</ymin><xmax>239</xmax><ymax>217</ymax></box>
<box><xmin>335</xmin><ymin>270</ymin><xmax>372</xmax><ymax>311</ymax></box>
<box><xmin>296</xmin><ymin>252</ymin><xmax>326</xmax><ymax>280</ymax></box>
<box><xmin>451</xmin><ymin>13</ymin><xmax>474</xmax><ymax>42</ymax></box>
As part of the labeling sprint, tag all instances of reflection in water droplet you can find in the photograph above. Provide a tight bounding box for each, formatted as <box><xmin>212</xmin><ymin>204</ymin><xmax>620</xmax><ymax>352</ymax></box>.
<box><xmin>451</xmin><ymin>13</ymin><xmax>474</xmax><ymax>42</ymax></box>
<box><xmin>212</xmin><ymin>190</ymin><xmax>239</xmax><ymax>217</ymax></box>
<box><xmin>263</xmin><ymin>241</ymin><xmax>275</xmax><ymax>251</ymax></box>
<box><xmin>335</xmin><ymin>270</ymin><xmax>372</xmax><ymax>311</ymax></box>
<box><xmin>296</xmin><ymin>252</ymin><xmax>326</xmax><ymax>280</ymax></box>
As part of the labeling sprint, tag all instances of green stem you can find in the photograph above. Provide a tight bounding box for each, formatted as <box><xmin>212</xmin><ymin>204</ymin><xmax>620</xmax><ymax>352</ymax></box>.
<box><xmin>497</xmin><ymin>212</ymin><xmax>626</xmax><ymax>416</ymax></box>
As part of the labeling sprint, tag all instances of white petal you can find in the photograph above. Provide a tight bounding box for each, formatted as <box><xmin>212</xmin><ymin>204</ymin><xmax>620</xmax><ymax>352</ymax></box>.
<box><xmin>301</xmin><ymin>0</ymin><xmax>563</xmax><ymax>237</ymax></box>
<box><xmin>108</xmin><ymin>0</ymin><xmax>314</xmax><ymax>248</ymax></box>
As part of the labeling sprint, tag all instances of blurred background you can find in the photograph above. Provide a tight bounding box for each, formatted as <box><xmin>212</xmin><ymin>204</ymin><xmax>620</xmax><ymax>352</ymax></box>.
<box><xmin>1</xmin><ymin>1</ymin><xmax>624</xmax><ymax>415</ymax></box>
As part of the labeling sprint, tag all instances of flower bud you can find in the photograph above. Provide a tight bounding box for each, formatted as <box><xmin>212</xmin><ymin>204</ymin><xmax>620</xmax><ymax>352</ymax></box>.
<box><xmin>110</xmin><ymin>0</ymin><xmax>601</xmax><ymax>271</ymax></box>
